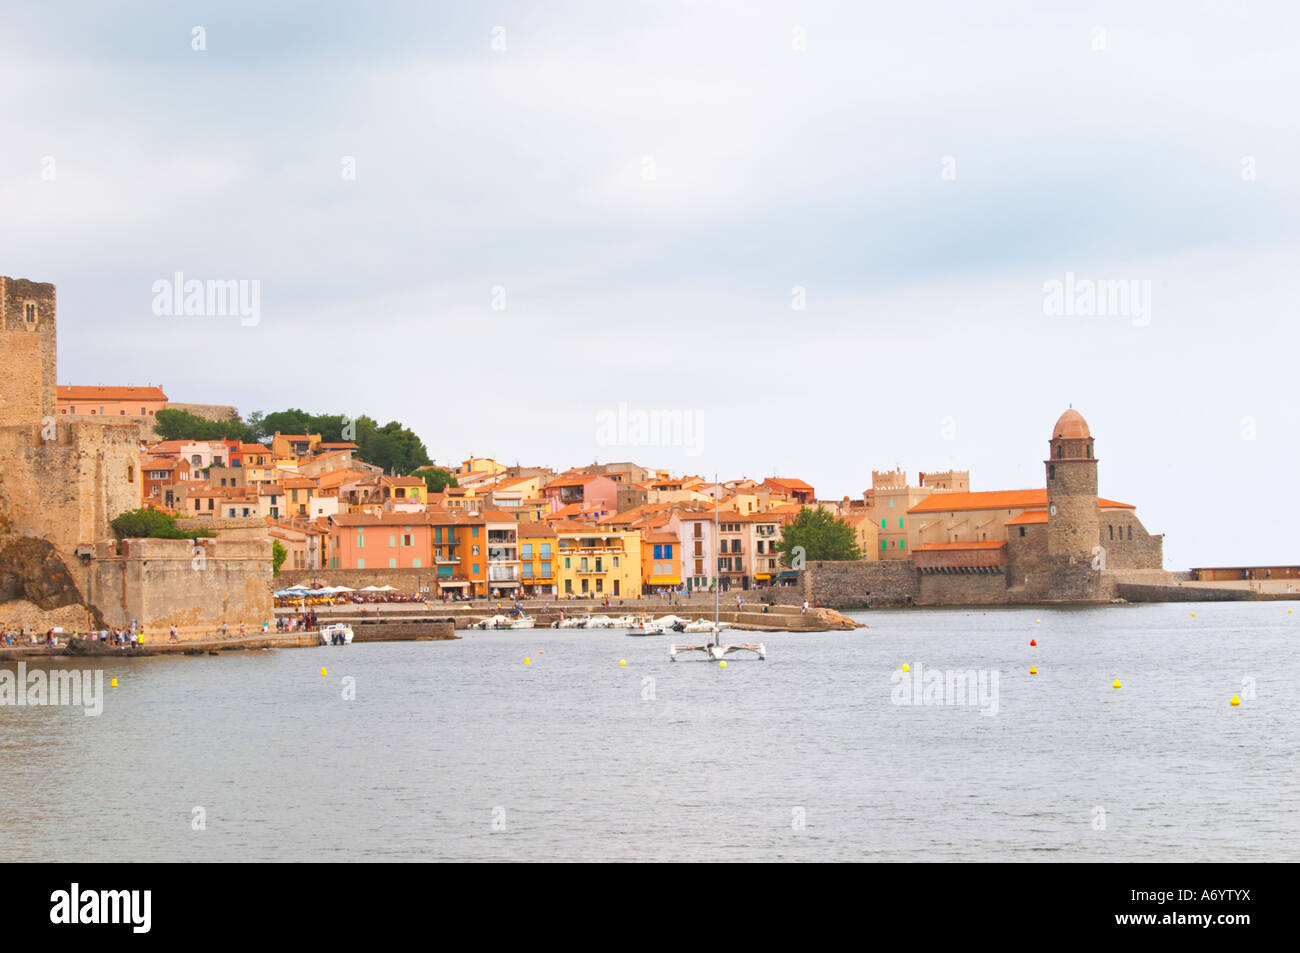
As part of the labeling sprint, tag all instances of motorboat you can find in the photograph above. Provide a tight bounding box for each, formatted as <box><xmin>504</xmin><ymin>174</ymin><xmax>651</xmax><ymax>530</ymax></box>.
<box><xmin>319</xmin><ymin>623</ymin><xmax>354</xmax><ymax>645</ymax></box>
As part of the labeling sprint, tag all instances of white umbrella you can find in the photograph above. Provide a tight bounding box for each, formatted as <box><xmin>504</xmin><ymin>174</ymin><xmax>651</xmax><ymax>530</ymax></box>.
<box><xmin>333</xmin><ymin>586</ymin><xmax>355</xmax><ymax>592</ymax></box>
<box><xmin>377</xmin><ymin>585</ymin><xmax>398</xmax><ymax>591</ymax></box>
<box><xmin>360</xmin><ymin>585</ymin><xmax>382</xmax><ymax>592</ymax></box>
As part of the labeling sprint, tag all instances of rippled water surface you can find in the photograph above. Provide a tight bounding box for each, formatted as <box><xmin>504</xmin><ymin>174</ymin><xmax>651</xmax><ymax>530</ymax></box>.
<box><xmin>2</xmin><ymin>602</ymin><xmax>1297</xmax><ymax>861</ymax></box>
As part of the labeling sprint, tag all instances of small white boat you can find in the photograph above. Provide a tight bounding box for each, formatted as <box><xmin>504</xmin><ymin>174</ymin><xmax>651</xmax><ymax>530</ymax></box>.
<box><xmin>626</xmin><ymin>614</ymin><xmax>689</xmax><ymax>635</ymax></box>
<box><xmin>504</xmin><ymin>615</ymin><xmax>535</xmax><ymax>629</ymax></box>
<box><xmin>683</xmin><ymin>618</ymin><xmax>731</xmax><ymax>633</ymax></box>
<box><xmin>474</xmin><ymin>614</ymin><xmax>511</xmax><ymax>630</ymax></box>
<box><xmin>319</xmin><ymin>623</ymin><xmax>354</xmax><ymax>645</ymax></box>
<box><xmin>585</xmin><ymin>615</ymin><xmax>617</xmax><ymax>629</ymax></box>
<box><xmin>553</xmin><ymin>616</ymin><xmax>585</xmax><ymax>628</ymax></box>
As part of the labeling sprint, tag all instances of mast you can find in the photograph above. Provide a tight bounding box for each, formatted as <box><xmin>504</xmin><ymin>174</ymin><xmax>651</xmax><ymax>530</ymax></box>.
<box><xmin>713</xmin><ymin>473</ymin><xmax>720</xmax><ymax>646</ymax></box>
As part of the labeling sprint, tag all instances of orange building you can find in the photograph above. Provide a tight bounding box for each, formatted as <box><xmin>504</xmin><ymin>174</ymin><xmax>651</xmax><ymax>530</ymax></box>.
<box><xmin>58</xmin><ymin>385</ymin><xmax>168</xmax><ymax>418</ymax></box>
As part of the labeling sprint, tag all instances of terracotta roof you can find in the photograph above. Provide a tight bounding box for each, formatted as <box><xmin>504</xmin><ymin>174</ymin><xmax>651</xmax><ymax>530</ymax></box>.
<box><xmin>1005</xmin><ymin>510</ymin><xmax>1049</xmax><ymax>525</ymax></box>
<box><xmin>765</xmin><ymin>477</ymin><xmax>814</xmax><ymax>492</ymax></box>
<box><xmin>909</xmin><ymin>490</ymin><xmax>1133</xmax><ymax>514</ymax></box>
<box><xmin>914</xmin><ymin>541</ymin><xmax>1007</xmax><ymax>551</ymax></box>
<box><xmin>518</xmin><ymin>523</ymin><xmax>557</xmax><ymax>538</ymax></box>
<box><xmin>58</xmin><ymin>385</ymin><xmax>168</xmax><ymax>401</ymax></box>
<box><xmin>547</xmin><ymin>474</ymin><xmax>598</xmax><ymax>488</ymax></box>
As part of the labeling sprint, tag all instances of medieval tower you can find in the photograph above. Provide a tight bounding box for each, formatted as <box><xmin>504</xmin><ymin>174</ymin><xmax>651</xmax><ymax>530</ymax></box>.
<box><xmin>1045</xmin><ymin>407</ymin><xmax>1101</xmax><ymax>597</ymax></box>
<box><xmin>0</xmin><ymin>277</ymin><xmax>59</xmax><ymax>427</ymax></box>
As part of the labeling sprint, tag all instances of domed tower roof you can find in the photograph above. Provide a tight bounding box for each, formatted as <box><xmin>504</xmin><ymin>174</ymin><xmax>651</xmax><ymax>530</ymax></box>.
<box><xmin>1052</xmin><ymin>408</ymin><xmax>1091</xmax><ymax>440</ymax></box>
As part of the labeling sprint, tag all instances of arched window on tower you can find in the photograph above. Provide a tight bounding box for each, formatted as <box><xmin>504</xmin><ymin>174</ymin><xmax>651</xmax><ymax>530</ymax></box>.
<box><xmin>1049</xmin><ymin>464</ymin><xmax>1056</xmax><ymax>480</ymax></box>
<box><xmin>1055</xmin><ymin>445</ymin><xmax>1062</xmax><ymax>459</ymax></box>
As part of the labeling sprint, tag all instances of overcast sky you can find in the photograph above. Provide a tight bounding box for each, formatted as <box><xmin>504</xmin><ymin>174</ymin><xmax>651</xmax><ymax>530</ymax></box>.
<box><xmin>3</xmin><ymin>1</ymin><xmax>1298</xmax><ymax>567</ymax></box>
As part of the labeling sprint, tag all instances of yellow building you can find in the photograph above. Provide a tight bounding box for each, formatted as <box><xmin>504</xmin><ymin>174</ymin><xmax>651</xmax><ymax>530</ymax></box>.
<box><xmin>552</xmin><ymin>521</ymin><xmax>642</xmax><ymax>599</ymax></box>
<box><xmin>518</xmin><ymin>522</ymin><xmax>559</xmax><ymax>597</ymax></box>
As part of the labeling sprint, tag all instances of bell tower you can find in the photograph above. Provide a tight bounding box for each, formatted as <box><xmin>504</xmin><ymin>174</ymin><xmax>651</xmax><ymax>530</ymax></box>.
<box><xmin>1045</xmin><ymin>407</ymin><xmax>1100</xmax><ymax>575</ymax></box>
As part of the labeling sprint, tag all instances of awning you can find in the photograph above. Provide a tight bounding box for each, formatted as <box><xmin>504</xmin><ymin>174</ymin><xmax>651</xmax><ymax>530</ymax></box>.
<box><xmin>754</xmin><ymin>573</ymin><xmax>771</xmax><ymax>580</ymax></box>
<box><xmin>778</xmin><ymin>570</ymin><xmax>799</xmax><ymax>579</ymax></box>
<box><xmin>437</xmin><ymin>580</ymin><xmax>470</xmax><ymax>587</ymax></box>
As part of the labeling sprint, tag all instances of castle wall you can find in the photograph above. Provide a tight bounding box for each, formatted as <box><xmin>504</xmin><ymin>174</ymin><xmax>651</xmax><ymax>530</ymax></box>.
<box><xmin>0</xmin><ymin>421</ymin><xmax>140</xmax><ymax>555</ymax></box>
<box><xmin>919</xmin><ymin>570</ymin><xmax>1009</xmax><ymax>605</ymax></box>
<box><xmin>89</xmin><ymin>537</ymin><xmax>273</xmax><ymax>631</ymax></box>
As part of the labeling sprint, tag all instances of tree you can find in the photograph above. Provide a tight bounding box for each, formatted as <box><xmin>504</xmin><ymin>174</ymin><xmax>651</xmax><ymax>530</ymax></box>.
<box><xmin>154</xmin><ymin>408</ymin><xmax>256</xmax><ymax>443</ymax></box>
<box><xmin>111</xmin><ymin>508</ymin><xmax>216</xmax><ymax>541</ymax></box>
<box><xmin>271</xmin><ymin>540</ymin><xmax>288</xmax><ymax>577</ymax></box>
<box><xmin>413</xmin><ymin>467</ymin><xmax>458</xmax><ymax>493</ymax></box>
<box><xmin>775</xmin><ymin>507</ymin><xmax>862</xmax><ymax>564</ymax></box>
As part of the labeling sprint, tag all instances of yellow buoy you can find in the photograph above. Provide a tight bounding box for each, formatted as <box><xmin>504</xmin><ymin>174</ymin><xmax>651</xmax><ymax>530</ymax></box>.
<box><xmin>320</xmin><ymin>667</ymin><xmax>327</xmax><ymax>677</ymax></box>
<box><xmin>901</xmin><ymin>663</ymin><xmax>910</xmax><ymax>673</ymax></box>
<box><xmin>1230</xmin><ymin>695</ymin><xmax>1240</xmax><ymax>707</ymax></box>
<box><xmin>619</xmin><ymin>659</ymin><xmax>626</xmax><ymax>666</ymax></box>
<box><xmin>1035</xmin><ymin>619</ymin><xmax>1041</xmax><ymax>624</ymax></box>
<box><xmin>1112</xmin><ymin>679</ymin><xmax>1121</xmax><ymax>689</ymax></box>
<box><xmin>110</xmin><ymin>678</ymin><xmax>118</xmax><ymax>688</ymax></box>
<box><xmin>1191</xmin><ymin>612</ymin><xmax>1196</xmax><ymax>617</ymax></box>
<box><xmin>1029</xmin><ymin>666</ymin><xmax>1037</xmax><ymax>675</ymax></box>
<box><xmin>524</xmin><ymin>657</ymin><xmax>530</xmax><ymax>665</ymax></box>
<box><xmin>719</xmin><ymin>660</ymin><xmax>727</xmax><ymax>668</ymax></box>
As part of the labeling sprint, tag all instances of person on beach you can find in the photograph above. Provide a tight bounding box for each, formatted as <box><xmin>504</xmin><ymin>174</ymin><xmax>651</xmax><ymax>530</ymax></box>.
<box><xmin>220</xmin><ymin>622</ymin><xmax>228</xmax><ymax>638</ymax></box>
<box><xmin>802</xmin><ymin>600</ymin><xmax>808</xmax><ymax>615</ymax></box>
<box><xmin>169</xmin><ymin>626</ymin><xmax>177</xmax><ymax>643</ymax></box>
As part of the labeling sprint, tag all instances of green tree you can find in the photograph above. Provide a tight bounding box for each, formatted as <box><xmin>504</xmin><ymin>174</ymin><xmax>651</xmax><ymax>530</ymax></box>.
<box><xmin>271</xmin><ymin>540</ymin><xmax>288</xmax><ymax>577</ymax></box>
<box><xmin>413</xmin><ymin>466</ymin><xmax>458</xmax><ymax>493</ymax></box>
<box><xmin>111</xmin><ymin>508</ymin><xmax>216</xmax><ymax>541</ymax></box>
<box><xmin>775</xmin><ymin>507</ymin><xmax>862</xmax><ymax>564</ymax></box>
<box><xmin>154</xmin><ymin>408</ymin><xmax>255</xmax><ymax>443</ymax></box>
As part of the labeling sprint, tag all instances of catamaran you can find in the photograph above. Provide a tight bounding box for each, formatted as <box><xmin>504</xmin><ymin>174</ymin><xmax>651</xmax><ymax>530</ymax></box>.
<box><xmin>668</xmin><ymin>479</ymin><xmax>766</xmax><ymax>661</ymax></box>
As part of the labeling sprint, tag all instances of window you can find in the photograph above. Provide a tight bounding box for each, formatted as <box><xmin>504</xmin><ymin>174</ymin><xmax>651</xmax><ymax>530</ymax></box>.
<box><xmin>356</xmin><ymin>558</ymin><xmax>365</xmax><ymax>569</ymax></box>
<box><xmin>472</xmin><ymin>545</ymin><xmax>480</xmax><ymax>556</ymax></box>
<box><xmin>540</xmin><ymin>543</ymin><xmax>551</xmax><ymax>558</ymax></box>
<box><xmin>1109</xmin><ymin>525</ymin><xmax>1114</xmax><ymax>540</ymax></box>
<box><xmin>881</xmin><ymin>539</ymin><xmax>887</xmax><ymax>550</ymax></box>
<box><xmin>565</xmin><ymin>579</ymin><xmax>573</xmax><ymax>594</ymax></box>
<box><xmin>581</xmin><ymin>557</ymin><xmax>589</xmax><ymax>572</ymax></box>
<box><xmin>880</xmin><ymin>518</ymin><xmax>887</xmax><ymax>529</ymax></box>
<box><xmin>888</xmin><ymin>499</ymin><xmax>894</xmax><ymax>508</ymax></box>
<box><xmin>403</xmin><ymin>534</ymin><xmax>413</xmax><ymax>547</ymax></box>
<box><xmin>357</xmin><ymin>534</ymin><xmax>365</xmax><ymax>548</ymax></box>
<box><xmin>127</xmin><ymin>466</ymin><xmax>134</xmax><ymax>482</ymax></box>
<box><xmin>899</xmin><ymin>539</ymin><xmax>906</xmax><ymax>549</ymax></box>
<box><xmin>663</xmin><ymin>544</ymin><xmax>672</xmax><ymax>558</ymax></box>
<box><xmin>564</xmin><ymin>557</ymin><xmax>571</xmax><ymax>569</ymax></box>
<box><xmin>413</xmin><ymin>558</ymin><xmax>421</xmax><ymax>568</ymax></box>
<box><xmin>613</xmin><ymin>556</ymin><xmax>619</xmax><ymax>568</ymax></box>
<box><xmin>25</xmin><ymin>302</ymin><xmax>37</xmax><ymax>322</ymax></box>
<box><xmin>472</xmin><ymin>526</ymin><xmax>479</xmax><ymax>537</ymax></box>
<box><xmin>653</xmin><ymin>544</ymin><xmax>662</xmax><ymax>560</ymax></box>
<box><xmin>472</xmin><ymin>563</ymin><xmax>480</xmax><ymax>574</ymax></box>
<box><xmin>522</xmin><ymin>543</ymin><xmax>533</xmax><ymax>559</ymax></box>
<box><xmin>1019</xmin><ymin>527</ymin><xmax>1026</xmax><ymax>537</ymax></box>
<box><xmin>389</xmin><ymin>558</ymin><xmax>397</xmax><ymax>569</ymax></box>
<box><xmin>541</xmin><ymin>561</ymin><xmax>552</xmax><ymax>577</ymax></box>
<box><xmin>1049</xmin><ymin>464</ymin><xmax>1055</xmax><ymax>480</ymax></box>
<box><xmin>1128</xmin><ymin>526</ymin><xmax>1133</xmax><ymax>540</ymax></box>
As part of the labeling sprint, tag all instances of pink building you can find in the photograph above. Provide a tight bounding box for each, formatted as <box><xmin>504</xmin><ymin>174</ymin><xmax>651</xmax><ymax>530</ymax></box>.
<box><xmin>544</xmin><ymin>473</ymin><xmax>618</xmax><ymax>518</ymax></box>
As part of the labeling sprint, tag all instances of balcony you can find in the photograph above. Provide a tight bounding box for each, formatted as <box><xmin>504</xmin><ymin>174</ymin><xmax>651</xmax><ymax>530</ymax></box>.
<box><xmin>488</xmin><ymin>567</ymin><xmax>520</xmax><ymax>582</ymax></box>
<box><xmin>435</xmin><ymin>553</ymin><xmax>461</xmax><ymax>564</ymax></box>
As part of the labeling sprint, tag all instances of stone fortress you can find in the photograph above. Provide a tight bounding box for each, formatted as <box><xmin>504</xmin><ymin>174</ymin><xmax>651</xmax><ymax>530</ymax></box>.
<box><xmin>0</xmin><ymin>275</ymin><xmax>271</xmax><ymax>634</ymax></box>
<box><xmin>794</xmin><ymin>408</ymin><xmax>1172</xmax><ymax>607</ymax></box>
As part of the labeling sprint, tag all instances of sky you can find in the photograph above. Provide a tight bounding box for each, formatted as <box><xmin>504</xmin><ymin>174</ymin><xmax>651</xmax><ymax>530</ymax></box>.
<box><xmin>2</xmin><ymin>0</ymin><xmax>1298</xmax><ymax>567</ymax></box>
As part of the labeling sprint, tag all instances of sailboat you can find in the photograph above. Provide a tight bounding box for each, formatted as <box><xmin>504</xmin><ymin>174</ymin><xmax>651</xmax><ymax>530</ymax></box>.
<box><xmin>668</xmin><ymin>476</ymin><xmax>767</xmax><ymax>661</ymax></box>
